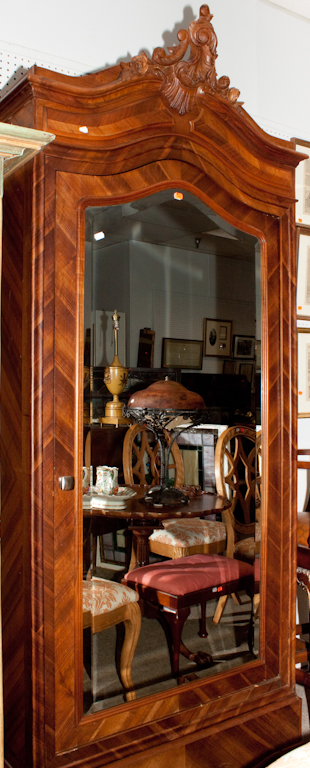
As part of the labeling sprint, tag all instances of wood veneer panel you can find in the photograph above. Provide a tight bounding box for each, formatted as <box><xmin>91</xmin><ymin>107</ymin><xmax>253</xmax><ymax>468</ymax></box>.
<box><xmin>1</xmin><ymin>154</ymin><xmax>299</xmax><ymax>765</ymax></box>
<box><xmin>185</xmin><ymin>697</ymin><xmax>301</xmax><ymax>768</ymax></box>
<box><xmin>29</xmin><ymin>160</ymin><xmax>293</xmax><ymax>757</ymax></box>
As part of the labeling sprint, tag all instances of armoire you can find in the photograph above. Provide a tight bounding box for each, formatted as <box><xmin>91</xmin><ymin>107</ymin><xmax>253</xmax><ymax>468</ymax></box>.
<box><xmin>0</xmin><ymin>5</ymin><xmax>306</xmax><ymax>768</ymax></box>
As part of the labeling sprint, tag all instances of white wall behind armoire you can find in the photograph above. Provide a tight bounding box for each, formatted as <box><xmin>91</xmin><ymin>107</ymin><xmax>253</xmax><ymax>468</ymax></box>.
<box><xmin>1</xmin><ymin>0</ymin><xmax>310</xmax><ymax>142</ymax></box>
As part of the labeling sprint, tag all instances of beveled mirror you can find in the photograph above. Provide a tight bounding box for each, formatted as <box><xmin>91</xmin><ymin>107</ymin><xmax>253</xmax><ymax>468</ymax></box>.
<box><xmin>82</xmin><ymin>189</ymin><xmax>261</xmax><ymax>713</ymax></box>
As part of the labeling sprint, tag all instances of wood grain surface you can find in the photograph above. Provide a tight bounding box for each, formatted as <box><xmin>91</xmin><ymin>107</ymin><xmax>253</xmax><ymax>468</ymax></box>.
<box><xmin>0</xmin><ymin>7</ymin><xmax>304</xmax><ymax>767</ymax></box>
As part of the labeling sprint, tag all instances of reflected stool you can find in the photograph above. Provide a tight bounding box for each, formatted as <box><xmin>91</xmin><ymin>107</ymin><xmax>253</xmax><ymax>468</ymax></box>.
<box><xmin>123</xmin><ymin>553</ymin><xmax>255</xmax><ymax>680</ymax></box>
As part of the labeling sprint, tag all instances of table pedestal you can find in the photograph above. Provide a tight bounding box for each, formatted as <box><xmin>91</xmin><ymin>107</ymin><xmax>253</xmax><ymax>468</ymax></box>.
<box><xmin>128</xmin><ymin>525</ymin><xmax>154</xmax><ymax>569</ymax></box>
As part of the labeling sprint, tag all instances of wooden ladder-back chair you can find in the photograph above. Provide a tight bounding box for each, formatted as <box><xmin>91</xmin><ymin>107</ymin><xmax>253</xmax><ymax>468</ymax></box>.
<box><xmin>122</xmin><ymin>424</ymin><xmax>227</xmax><ymax>566</ymax></box>
<box><xmin>213</xmin><ymin>425</ymin><xmax>261</xmax><ymax>625</ymax></box>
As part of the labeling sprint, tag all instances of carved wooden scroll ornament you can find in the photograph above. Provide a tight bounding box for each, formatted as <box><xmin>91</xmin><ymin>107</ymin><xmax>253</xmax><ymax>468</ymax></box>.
<box><xmin>119</xmin><ymin>4</ymin><xmax>241</xmax><ymax>115</ymax></box>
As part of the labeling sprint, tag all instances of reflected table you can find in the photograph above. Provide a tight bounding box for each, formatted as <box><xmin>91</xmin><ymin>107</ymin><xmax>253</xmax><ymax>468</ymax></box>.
<box><xmin>83</xmin><ymin>485</ymin><xmax>230</xmax><ymax>570</ymax></box>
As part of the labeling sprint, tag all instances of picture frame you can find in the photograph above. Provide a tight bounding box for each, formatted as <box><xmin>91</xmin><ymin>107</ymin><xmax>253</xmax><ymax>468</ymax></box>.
<box><xmin>255</xmin><ymin>340</ymin><xmax>261</xmax><ymax>372</ymax></box>
<box><xmin>292</xmin><ymin>138</ymin><xmax>310</xmax><ymax>226</ymax></box>
<box><xmin>137</xmin><ymin>327</ymin><xmax>155</xmax><ymax>368</ymax></box>
<box><xmin>203</xmin><ymin>319</ymin><xmax>232</xmax><ymax>357</ymax></box>
<box><xmin>238</xmin><ymin>361</ymin><xmax>253</xmax><ymax>386</ymax></box>
<box><xmin>297</xmin><ymin>230</ymin><xmax>310</xmax><ymax>319</ymax></box>
<box><xmin>223</xmin><ymin>360</ymin><xmax>236</xmax><ymax>375</ymax></box>
<box><xmin>298</xmin><ymin>329</ymin><xmax>310</xmax><ymax>416</ymax></box>
<box><xmin>161</xmin><ymin>337</ymin><xmax>203</xmax><ymax>369</ymax></box>
<box><xmin>233</xmin><ymin>335</ymin><xmax>255</xmax><ymax>359</ymax></box>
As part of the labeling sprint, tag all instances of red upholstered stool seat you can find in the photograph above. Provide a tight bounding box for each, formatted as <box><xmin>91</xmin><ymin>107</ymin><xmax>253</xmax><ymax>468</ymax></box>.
<box><xmin>123</xmin><ymin>554</ymin><xmax>255</xmax><ymax>679</ymax></box>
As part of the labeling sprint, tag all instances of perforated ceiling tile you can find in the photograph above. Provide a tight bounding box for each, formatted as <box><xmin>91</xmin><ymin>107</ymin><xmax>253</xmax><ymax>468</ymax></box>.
<box><xmin>0</xmin><ymin>43</ymin><xmax>297</xmax><ymax>141</ymax></box>
<box><xmin>0</xmin><ymin>43</ymin><xmax>85</xmax><ymax>95</ymax></box>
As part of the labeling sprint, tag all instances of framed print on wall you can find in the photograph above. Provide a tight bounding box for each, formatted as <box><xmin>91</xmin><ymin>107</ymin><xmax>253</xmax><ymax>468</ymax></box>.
<box><xmin>255</xmin><ymin>340</ymin><xmax>261</xmax><ymax>372</ymax></box>
<box><xmin>298</xmin><ymin>329</ymin><xmax>310</xmax><ymax>416</ymax></box>
<box><xmin>297</xmin><ymin>230</ymin><xmax>310</xmax><ymax>319</ymax></box>
<box><xmin>293</xmin><ymin>138</ymin><xmax>310</xmax><ymax>226</ymax></box>
<box><xmin>233</xmin><ymin>335</ymin><xmax>255</xmax><ymax>359</ymax></box>
<box><xmin>203</xmin><ymin>319</ymin><xmax>232</xmax><ymax>357</ymax></box>
<box><xmin>161</xmin><ymin>338</ymin><xmax>203</xmax><ymax>369</ymax></box>
<box><xmin>238</xmin><ymin>362</ymin><xmax>253</xmax><ymax>386</ymax></box>
<box><xmin>223</xmin><ymin>360</ymin><xmax>236</xmax><ymax>374</ymax></box>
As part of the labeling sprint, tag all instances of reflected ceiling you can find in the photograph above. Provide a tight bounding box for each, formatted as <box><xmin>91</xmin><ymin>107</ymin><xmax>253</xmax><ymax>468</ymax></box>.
<box><xmin>85</xmin><ymin>189</ymin><xmax>256</xmax><ymax>262</ymax></box>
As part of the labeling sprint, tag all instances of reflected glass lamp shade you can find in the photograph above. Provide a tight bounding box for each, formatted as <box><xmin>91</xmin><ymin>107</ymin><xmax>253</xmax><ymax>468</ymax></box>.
<box><xmin>125</xmin><ymin>378</ymin><xmax>206</xmax><ymax>505</ymax></box>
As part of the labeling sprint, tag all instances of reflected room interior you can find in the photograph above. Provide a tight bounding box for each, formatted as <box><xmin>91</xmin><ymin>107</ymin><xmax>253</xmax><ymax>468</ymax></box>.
<box><xmin>82</xmin><ymin>188</ymin><xmax>261</xmax><ymax>714</ymax></box>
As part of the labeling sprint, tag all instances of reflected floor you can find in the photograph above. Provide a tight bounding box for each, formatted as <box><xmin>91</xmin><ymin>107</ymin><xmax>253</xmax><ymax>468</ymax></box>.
<box><xmin>83</xmin><ymin>587</ymin><xmax>259</xmax><ymax>715</ymax></box>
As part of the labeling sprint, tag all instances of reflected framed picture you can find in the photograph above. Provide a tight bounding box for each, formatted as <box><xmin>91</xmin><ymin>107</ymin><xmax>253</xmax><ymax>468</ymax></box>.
<box><xmin>161</xmin><ymin>337</ymin><xmax>203</xmax><ymax>369</ymax></box>
<box><xmin>297</xmin><ymin>230</ymin><xmax>310</xmax><ymax>319</ymax></box>
<box><xmin>233</xmin><ymin>335</ymin><xmax>255</xmax><ymax>359</ymax></box>
<box><xmin>255</xmin><ymin>340</ymin><xmax>261</xmax><ymax>372</ymax></box>
<box><xmin>238</xmin><ymin>362</ymin><xmax>253</xmax><ymax>385</ymax></box>
<box><xmin>203</xmin><ymin>319</ymin><xmax>232</xmax><ymax>357</ymax></box>
<box><xmin>298</xmin><ymin>329</ymin><xmax>310</xmax><ymax>416</ymax></box>
<box><xmin>223</xmin><ymin>360</ymin><xmax>236</xmax><ymax>374</ymax></box>
<box><xmin>293</xmin><ymin>138</ymin><xmax>310</xmax><ymax>226</ymax></box>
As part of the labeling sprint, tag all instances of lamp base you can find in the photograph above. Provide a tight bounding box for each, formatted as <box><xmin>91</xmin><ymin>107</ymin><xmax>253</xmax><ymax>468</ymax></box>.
<box><xmin>142</xmin><ymin>485</ymin><xmax>189</xmax><ymax>506</ymax></box>
<box><xmin>99</xmin><ymin>416</ymin><xmax>132</xmax><ymax>427</ymax></box>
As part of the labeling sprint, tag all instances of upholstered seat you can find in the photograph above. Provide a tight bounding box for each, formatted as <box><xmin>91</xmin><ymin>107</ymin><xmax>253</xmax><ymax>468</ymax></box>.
<box><xmin>83</xmin><ymin>578</ymin><xmax>139</xmax><ymax>620</ymax></box>
<box><xmin>123</xmin><ymin>423</ymin><xmax>227</xmax><ymax>567</ymax></box>
<box><xmin>83</xmin><ymin>578</ymin><xmax>141</xmax><ymax>701</ymax></box>
<box><xmin>124</xmin><ymin>553</ymin><xmax>255</xmax><ymax>679</ymax></box>
<box><xmin>266</xmin><ymin>741</ymin><xmax>310</xmax><ymax>767</ymax></box>
<box><xmin>234</xmin><ymin>522</ymin><xmax>261</xmax><ymax>562</ymax></box>
<box><xmin>149</xmin><ymin>518</ymin><xmax>227</xmax><ymax>558</ymax></box>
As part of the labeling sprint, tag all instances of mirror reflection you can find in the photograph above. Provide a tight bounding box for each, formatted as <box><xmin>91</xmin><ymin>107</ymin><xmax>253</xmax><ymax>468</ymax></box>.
<box><xmin>82</xmin><ymin>189</ymin><xmax>261</xmax><ymax>714</ymax></box>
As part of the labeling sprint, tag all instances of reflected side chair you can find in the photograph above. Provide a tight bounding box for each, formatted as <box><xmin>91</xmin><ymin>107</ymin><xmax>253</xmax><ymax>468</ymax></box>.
<box><xmin>122</xmin><ymin>424</ymin><xmax>227</xmax><ymax>581</ymax></box>
<box><xmin>296</xmin><ymin>448</ymin><xmax>310</xmax><ymax>687</ymax></box>
<box><xmin>83</xmin><ymin>577</ymin><xmax>141</xmax><ymax>702</ymax></box>
<box><xmin>84</xmin><ymin>426</ymin><xmax>131</xmax><ymax>575</ymax></box>
<box><xmin>212</xmin><ymin>425</ymin><xmax>261</xmax><ymax>625</ymax></box>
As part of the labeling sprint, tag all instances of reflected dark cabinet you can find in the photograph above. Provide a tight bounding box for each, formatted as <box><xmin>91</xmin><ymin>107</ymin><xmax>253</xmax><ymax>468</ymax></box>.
<box><xmin>0</xmin><ymin>7</ymin><xmax>306</xmax><ymax>768</ymax></box>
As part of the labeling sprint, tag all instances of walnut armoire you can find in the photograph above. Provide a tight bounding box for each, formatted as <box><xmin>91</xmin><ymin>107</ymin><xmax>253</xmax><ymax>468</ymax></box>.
<box><xmin>0</xmin><ymin>5</ymin><xmax>306</xmax><ymax>768</ymax></box>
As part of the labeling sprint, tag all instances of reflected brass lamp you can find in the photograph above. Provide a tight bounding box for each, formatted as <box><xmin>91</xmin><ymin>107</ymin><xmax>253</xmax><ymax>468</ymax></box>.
<box><xmin>125</xmin><ymin>378</ymin><xmax>207</xmax><ymax>505</ymax></box>
<box><xmin>99</xmin><ymin>309</ymin><xmax>131</xmax><ymax>427</ymax></box>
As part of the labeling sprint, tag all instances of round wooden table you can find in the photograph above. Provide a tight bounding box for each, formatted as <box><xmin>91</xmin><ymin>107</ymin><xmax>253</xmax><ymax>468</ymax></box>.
<box><xmin>83</xmin><ymin>486</ymin><xmax>230</xmax><ymax>569</ymax></box>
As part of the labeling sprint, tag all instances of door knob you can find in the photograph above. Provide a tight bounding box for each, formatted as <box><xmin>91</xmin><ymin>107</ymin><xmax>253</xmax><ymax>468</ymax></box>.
<box><xmin>59</xmin><ymin>476</ymin><xmax>75</xmax><ymax>491</ymax></box>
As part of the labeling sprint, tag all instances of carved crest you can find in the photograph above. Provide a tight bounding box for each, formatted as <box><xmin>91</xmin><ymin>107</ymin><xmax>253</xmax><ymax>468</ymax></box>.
<box><xmin>119</xmin><ymin>5</ymin><xmax>241</xmax><ymax>115</ymax></box>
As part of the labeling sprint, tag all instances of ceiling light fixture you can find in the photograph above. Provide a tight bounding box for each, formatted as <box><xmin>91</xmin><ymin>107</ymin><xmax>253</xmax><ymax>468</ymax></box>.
<box><xmin>94</xmin><ymin>231</ymin><xmax>105</xmax><ymax>241</ymax></box>
<box><xmin>174</xmin><ymin>192</ymin><xmax>183</xmax><ymax>200</ymax></box>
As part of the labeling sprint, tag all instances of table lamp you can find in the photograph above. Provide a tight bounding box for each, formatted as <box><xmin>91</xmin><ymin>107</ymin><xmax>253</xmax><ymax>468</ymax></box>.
<box><xmin>99</xmin><ymin>309</ymin><xmax>131</xmax><ymax>427</ymax></box>
<box><xmin>125</xmin><ymin>377</ymin><xmax>206</xmax><ymax>505</ymax></box>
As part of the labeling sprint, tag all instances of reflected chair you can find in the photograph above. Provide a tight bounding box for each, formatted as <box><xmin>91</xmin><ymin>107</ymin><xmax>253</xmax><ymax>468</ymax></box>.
<box><xmin>83</xmin><ymin>577</ymin><xmax>141</xmax><ymax>701</ymax></box>
<box><xmin>297</xmin><ymin>448</ymin><xmax>310</xmax><ymax>548</ymax></box>
<box><xmin>296</xmin><ymin>449</ymin><xmax>310</xmax><ymax>687</ymax></box>
<box><xmin>123</xmin><ymin>424</ymin><xmax>227</xmax><ymax>569</ymax></box>
<box><xmin>123</xmin><ymin>553</ymin><xmax>255</xmax><ymax>681</ymax></box>
<box><xmin>212</xmin><ymin>425</ymin><xmax>261</xmax><ymax>624</ymax></box>
<box><xmin>84</xmin><ymin>426</ymin><xmax>131</xmax><ymax>574</ymax></box>
<box><xmin>122</xmin><ymin>422</ymin><xmax>184</xmax><ymax>487</ymax></box>
<box><xmin>296</xmin><ymin>545</ymin><xmax>310</xmax><ymax>688</ymax></box>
